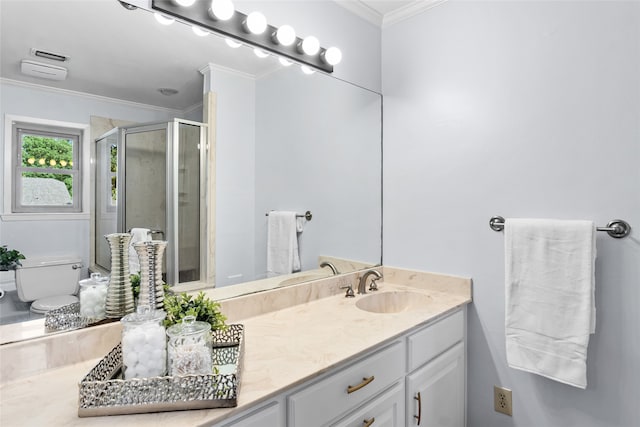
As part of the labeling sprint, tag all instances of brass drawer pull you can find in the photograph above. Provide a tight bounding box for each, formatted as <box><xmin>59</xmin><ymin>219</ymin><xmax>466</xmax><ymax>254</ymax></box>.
<box><xmin>363</xmin><ymin>417</ymin><xmax>375</xmax><ymax>427</ymax></box>
<box><xmin>414</xmin><ymin>392</ymin><xmax>422</xmax><ymax>425</ymax></box>
<box><xmin>347</xmin><ymin>376</ymin><xmax>375</xmax><ymax>394</ymax></box>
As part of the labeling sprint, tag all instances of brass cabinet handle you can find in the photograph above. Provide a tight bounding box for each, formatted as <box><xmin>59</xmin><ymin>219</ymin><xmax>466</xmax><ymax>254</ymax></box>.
<box><xmin>347</xmin><ymin>376</ymin><xmax>375</xmax><ymax>394</ymax></box>
<box><xmin>414</xmin><ymin>392</ymin><xmax>422</xmax><ymax>425</ymax></box>
<box><xmin>363</xmin><ymin>417</ymin><xmax>375</xmax><ymax>427</ymax></box>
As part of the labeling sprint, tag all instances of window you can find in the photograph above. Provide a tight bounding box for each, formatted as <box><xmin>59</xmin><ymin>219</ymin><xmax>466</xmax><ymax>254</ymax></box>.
<box><xmin>11</xmin><ymin>121</ymin><xmax>83</xmax><ymax>213</ymax></box>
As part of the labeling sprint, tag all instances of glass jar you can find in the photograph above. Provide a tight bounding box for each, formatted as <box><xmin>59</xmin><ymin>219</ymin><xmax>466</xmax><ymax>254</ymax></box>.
<box><xmin>166</xmin><ymin>315</ymin><xmax>213</xmax><ymax>376</ymax></box>
<box><xmin>78</xmin><ymin>273</ymin><xmax>108</xmax><ymax>321</ymax></box>
<box><xmin>120</xmin><ymin>305</ymin><xmax>167</xmax><ymax>379</ymax></box>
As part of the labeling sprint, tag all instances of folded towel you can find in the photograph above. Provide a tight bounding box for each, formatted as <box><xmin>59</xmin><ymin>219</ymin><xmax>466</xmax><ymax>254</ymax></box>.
<box><xmin>129</xmin><ymin>228</ymin><xmax>151</xmax><ymax>275</ymax></box>
<box><xmin>267</xmin><ymin>211</ymin><xmax>301</xmax><ymax>276</ymax></box>
<box><xmin>505</xmin><ymin>218</ymin><xmax>596</xmax><ymax>389</ymax></box>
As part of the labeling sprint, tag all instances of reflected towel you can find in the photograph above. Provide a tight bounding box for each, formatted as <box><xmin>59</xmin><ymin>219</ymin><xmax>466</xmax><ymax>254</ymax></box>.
<box><xmin>267</xmin><ymin>211</ymin><xmax>301</xmax><ymax>276</ymax></box>
<box><xmin>129</xmin><ymin>228</ymin><xmax>151</xmax><ymax>275</ymax></box>
<box><xmin>505</xmin><ymin>218</ymin><xmax>596</xmax><ymax>389</ymax></box>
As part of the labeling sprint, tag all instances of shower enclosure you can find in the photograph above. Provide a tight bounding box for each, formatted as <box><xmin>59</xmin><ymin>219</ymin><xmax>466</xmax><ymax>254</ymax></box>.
<box><xmin>94</xmin><ymin>119</ymin><xmax>207</xmax><ymax>286</ymax></box>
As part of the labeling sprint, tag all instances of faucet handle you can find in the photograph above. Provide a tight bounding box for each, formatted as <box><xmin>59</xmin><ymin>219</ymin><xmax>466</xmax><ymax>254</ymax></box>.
<box><xmin>369</xmin><ymin>278</ymin><xmax>379</xmax><ymax>292</ymax></box>
<box><xmin>341</xmin><ymin>285</ymin><xmax>355</xmax><ymax>298</ymax></box>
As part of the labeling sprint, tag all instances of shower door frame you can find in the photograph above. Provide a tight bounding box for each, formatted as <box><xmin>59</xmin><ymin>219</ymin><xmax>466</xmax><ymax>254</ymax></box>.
<box><xmin>114</xmin><ymin>119</ymin><xmax>208</xmax><ymax>286</ymax></box>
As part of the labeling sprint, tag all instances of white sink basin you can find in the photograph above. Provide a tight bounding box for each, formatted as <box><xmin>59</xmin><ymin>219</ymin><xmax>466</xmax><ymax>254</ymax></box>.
<box><xmin>355</xmin><ymin>291</ymin><xmax>433</xmax><ymax>314</ymax></box>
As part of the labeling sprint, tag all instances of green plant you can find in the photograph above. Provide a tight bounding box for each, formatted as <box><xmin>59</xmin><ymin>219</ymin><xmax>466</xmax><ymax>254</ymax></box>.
<box><xmin>163</xmin><ymin>291</ymin><xmax>227</xmax><ymax>330</ymax></box>
<box><xmin>0</xmin><ymin>246</ymin><xmax>25</xmax><ymax>271</ymax></box>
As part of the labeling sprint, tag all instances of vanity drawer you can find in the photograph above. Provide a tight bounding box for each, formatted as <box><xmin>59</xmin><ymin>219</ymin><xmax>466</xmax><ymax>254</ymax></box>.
<box><xmin>407</xmin><ymin>309</ymin><xmax>464</xmax><ymax>372</ymax></box>
<box><xmin>287</xmin><ymin>340</ymin><xmax>405</xmax><ymax>427</ymax></box>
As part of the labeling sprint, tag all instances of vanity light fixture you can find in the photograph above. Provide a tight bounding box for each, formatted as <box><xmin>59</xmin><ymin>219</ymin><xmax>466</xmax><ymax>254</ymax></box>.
<box><xmin>300</xmin><ymin>65</ymin><xmax>315</xmax><ymax>75</ymax></box>
<box><xmin>225</xmin><ymin>38</ymin><xmax>242</xmax><ymax>48</ymax></box>
<box><xmin>253</xmin><ymin>48</ymin><xmax>269</xmax><ymax>59</ymax></box>
<box><xmin>244</xmin><ymin>11</ymin><xmax>267</xmax><ymax>35</ymax></box>
<box><xmin>274</xmin><ymin>25</ymin><xmax>296</xmax><ymax>46</ymax></box>
<box><xmin>147</xmin><ymin>0</ymin><xmax>339</xmax><ymax>73</ymax></box>
<box><xmin>279</xmin><ymin>57</ymin><xmax>293</xmax><ymax>67</ymax></box>
<box><xmin>300</xmin><ymin>36</ymin><xmax>320</xmax><ymax>56</ymax></box>
<box><xmin>192</xmin><ymin>26</ymin><xmax>209</xmax><ymax>36</ymax></box>
<box><xmin>208</xmin><ymin>0</ymin><xmax>234</xmax><ymax>21</ymax></box>
<box><xmin>154</xmin><ymin>12</ymin><xmax>175</xmax><ymax>25</ymax></box>
<box><xmin>172</xmin><ymin>0</ymin><xmax>195</xmax><ymax>6</ymax></box>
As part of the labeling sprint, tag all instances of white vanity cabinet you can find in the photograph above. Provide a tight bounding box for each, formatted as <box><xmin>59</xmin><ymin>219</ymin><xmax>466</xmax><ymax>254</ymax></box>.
<box><xmin>216</xmin><ymin>400</ymin><xmax>285</xmax><ymax>427</ymax></box>
<box><xmin>216</xmin><ymin>309</ymin><xmax>465</xmax><ymax>427</ymax></box>
<box><xmin>287</xmin><ymin>340</ymin><xmax>406</xmax><ymax>427</ymax></box>
<box><xmin>332</xmin><ymin>380</ymin><xmax>405</xmax><ymax>427</ymax></box>
<box><xmin>405</xmin><ymin>310</ymin><xmax>465</xmax><ymax>427</ymax></box>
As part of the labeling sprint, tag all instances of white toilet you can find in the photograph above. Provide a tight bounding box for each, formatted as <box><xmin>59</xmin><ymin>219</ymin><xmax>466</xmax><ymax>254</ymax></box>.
<box><xmin>15</xmin><ymin>256</ymin><xmax>83</xmax><ymax>314</ymax></box>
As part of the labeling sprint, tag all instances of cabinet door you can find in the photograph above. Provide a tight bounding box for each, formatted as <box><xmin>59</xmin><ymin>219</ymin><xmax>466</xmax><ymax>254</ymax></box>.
<box><xmin>332</xmin><ymin>381</ymin><xmax>405</xmax><ymax>427</ymax></box>
<box><xmin>406</xmin><ymin>342</ymin><xmax>464</xmax><ymax>427</ymax></box>
<box><xmin>217</xmin><ymin>401</ymin><xmax>283</xmax><ymax>427</ymax></box>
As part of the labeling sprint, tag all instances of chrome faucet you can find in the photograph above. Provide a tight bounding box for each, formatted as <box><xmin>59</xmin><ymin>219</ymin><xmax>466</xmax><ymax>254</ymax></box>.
<box><xmin>358</xmin><ymin>270</ymin><xmax>382</xmax><ymax>294</ymax></box>
<box><xmin>320</xmin><ymin>261</ymin><xmax>340</xmax><ymax>275</ymax></box>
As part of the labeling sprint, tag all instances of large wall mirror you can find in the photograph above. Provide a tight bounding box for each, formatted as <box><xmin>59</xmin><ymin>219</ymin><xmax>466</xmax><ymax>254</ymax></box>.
<box><xmin>0</xmin><ymin>0</ymin><xmax>381</xmax><ymax>340</ymax></box>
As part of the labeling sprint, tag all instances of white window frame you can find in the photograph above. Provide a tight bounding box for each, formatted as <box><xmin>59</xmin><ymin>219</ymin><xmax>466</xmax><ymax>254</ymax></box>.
<box><xmin>2</xmin><ymin>114</ymin><xmax>90</xmax><ymax>220</ymax></box>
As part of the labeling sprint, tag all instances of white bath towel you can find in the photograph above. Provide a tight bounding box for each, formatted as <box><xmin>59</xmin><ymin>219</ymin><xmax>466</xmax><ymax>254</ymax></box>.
<box><xmin>504</xmin><ymin>218</ymin><xmax>596</xmax><ymax>389</ymax></box>
<box><xmin>128</xmin><ymin>228</ymin><xmax>151</xmax><ymax>275</ymax></box>
<box><xmin>267</xmin><ymin>211</ymin><xmax>301</xmax><ymax>276</ymax></box>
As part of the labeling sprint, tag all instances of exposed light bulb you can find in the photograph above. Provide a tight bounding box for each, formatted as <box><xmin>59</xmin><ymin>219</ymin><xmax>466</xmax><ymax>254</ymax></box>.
<box><xmin>245</xmin><ymin>11</ymin><xmax>267</xmax><ymax>35</ymax></box>
<box><xmin>301</xmin><ymin>65</ymin><xmax>315</xmax><ymax>75</ymax></box>
<box><xmin>254</xmin><ymin>48</ymin><xmax>269</xmax><ymax>58</ymax></box>
<box><xmin>279</xmin><ymin>57</ymin><xmax>293</xmax><ymax>67</ymax></box>
<box><xmin>323</xmin><ymin>47</ymin><xmax>342</xmax><ymax>65</ymax></box>
<box><xmin>209</xmin><ymin>0</ymin><xmax>234</xmax><ymax>21</ymax></box>
<box><xmin>275</xmin><ymin>25</ymin><xmax>296</xmax><ymax>46</ymax></box>
<box><xmin>192</xmin><ymin>26</ymin><xmax>209</xmax><ymax>37</ymax></box>
<box><xmin>225</xmin><ymin>38</ymin><xmax>242</xmax><ymax>48</ymax></box>
<box><xmin>301</xmin><ymin>36</ymin><xmax>320</xmax><ymax>56</ymax></box>
<box><xmin>154</xmin><ymin>13</ymin><xmax>175</xmax><ymax>26</ymax></box>
<box><xmin>173</xmin><ymin>0</ymin><xmax>196</xmax><ymax>6</ymax></box>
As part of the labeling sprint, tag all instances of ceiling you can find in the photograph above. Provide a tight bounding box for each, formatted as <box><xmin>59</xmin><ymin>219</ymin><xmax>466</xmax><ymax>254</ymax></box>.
<box><xmin>0</xmin><ymin>0</ymin><xmax>441</xmax><ymax>111</ymax></box>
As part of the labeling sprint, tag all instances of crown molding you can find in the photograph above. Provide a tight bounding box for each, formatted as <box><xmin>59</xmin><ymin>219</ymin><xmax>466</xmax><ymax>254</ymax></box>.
<box><xmin>334</xmin><ymin>1</ymin><xmax>384</xmax><ymax>27</ymax></box>
<box><xmin>383</xmin><ymin>0</ymin><xmax>448</xmax><ymax>28</ymax></box>
<box><xmin>333</xmin><ymin>0</ymin><xmax>448</xmax><ymax>28</ymax></box>
<box><xmin>0</xmin><ymin>78</ymin><xmax>184</xmax><ymax>115</ymax></box>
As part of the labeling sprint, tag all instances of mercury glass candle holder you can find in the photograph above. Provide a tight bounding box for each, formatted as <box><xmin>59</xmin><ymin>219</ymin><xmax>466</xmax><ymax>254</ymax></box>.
<box><xmin>134</xmin><ymin>240</ymin><xmax>168</xmax><ymax>310</ymax></box>
<box><xmin>104</xmin><ymin>233</ymin><xmax>135</xmax><ymax>318</ymax></box>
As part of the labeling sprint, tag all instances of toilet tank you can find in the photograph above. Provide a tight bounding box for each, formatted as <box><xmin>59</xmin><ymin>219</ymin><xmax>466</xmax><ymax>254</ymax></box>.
<box><xmin>15</xmin><ymin>256</ymin><xmax>82</xmax><ymax>302</ymax></box>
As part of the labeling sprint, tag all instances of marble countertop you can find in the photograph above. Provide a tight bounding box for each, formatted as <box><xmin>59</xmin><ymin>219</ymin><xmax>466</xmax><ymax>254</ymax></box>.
<box><xmin>0</xmin><ymin>267</ymin><xmax>471</xmax><ymax>427</ymax></box>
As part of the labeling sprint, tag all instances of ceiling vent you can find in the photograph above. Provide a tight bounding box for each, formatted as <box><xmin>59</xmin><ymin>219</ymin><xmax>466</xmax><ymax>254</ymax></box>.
<box><xmin>20</xmin><ymin>60</ymin><xmax>68</xmax><ymax>81</ymax></box>
<box><xmin>30</xmin><ymin>48</ymin><xmax>70</xmax><ymax>62</ymax></box>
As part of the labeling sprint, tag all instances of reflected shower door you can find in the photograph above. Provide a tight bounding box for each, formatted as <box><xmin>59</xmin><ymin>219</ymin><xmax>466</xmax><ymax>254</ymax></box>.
<box><xmin>120</xmin><ymin>123</ymin><xmax>168</xmax><ymax>278</ymax></box>
<box><xmin>175</xmin><ymin>122</ymin><xmax>202</xmax><ymax>283</ymax></box>
<box><xmin>95</xmin><ymin>120</ymin><xmax>206</xmax><ymax>286</ymax></box>
<box><xmin>95</xmin><ymin>130</ymin><xmax>118</xmax><ymax>271</ymax></box>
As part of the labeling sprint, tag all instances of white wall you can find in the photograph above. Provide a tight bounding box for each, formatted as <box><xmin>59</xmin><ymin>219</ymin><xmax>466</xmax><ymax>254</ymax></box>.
<box><xmin>207</xmin><ymin>68</ymin><xmax>258</xmax><ymax>286</ymax></box>
<box><xmin>0</xmin><ymin>81</ymin><xmax>178</xmax><ymax>279</ymax></box>
<box><xmin>382</xmin><ymin>1</ymin><xmax>639</xmax><ymax>426</ymax></box>
<box><xmin>254</xmin><ymin>68</ymin><xmax>381</xmax><ymax>278</ymax></box>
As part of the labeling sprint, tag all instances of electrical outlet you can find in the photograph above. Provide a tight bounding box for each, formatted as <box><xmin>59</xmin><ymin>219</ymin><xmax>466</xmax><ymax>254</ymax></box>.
<box><xmin>494</xmin><ymin>386</ymin><xmax>513</xmax><ymax>416</ymax></box>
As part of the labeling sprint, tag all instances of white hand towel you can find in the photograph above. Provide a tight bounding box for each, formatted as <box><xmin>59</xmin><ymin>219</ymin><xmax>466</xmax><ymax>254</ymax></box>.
<box><xmin>267</xmin><ymin>211</ymin><xmax>301</xmax><ymax>276</ymax></box>
<box><xmin>128</xmin><ymin>228</ymin><xmax>151</xmax><ymax>275</ymax></box>
<box><xmin>505</xmin><ymin>218</ymin><xmax>596</xmax><ymax>389</ymax></box>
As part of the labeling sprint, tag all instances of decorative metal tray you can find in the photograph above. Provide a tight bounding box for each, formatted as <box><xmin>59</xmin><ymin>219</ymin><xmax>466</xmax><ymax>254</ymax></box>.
<box><xmin>45</xmin><ymin>302</ymin><xmax>91</xmax><ymax>332</ymax></box>
<box><xmin>78</xmin><ymin>324</ymin><xmax>244</xmax><ymax>417</ymax></box>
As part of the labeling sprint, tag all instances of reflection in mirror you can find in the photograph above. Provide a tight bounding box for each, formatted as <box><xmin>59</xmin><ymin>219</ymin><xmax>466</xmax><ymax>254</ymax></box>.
<box><xmin>94</xmin><ymin>120</ymin><xmax>206</xmax><ymax>286</ymax></box>
<box><xmin>0</xmin><ymin>0</ymin><xmax>382</xmax><ymax>342</ymax></box>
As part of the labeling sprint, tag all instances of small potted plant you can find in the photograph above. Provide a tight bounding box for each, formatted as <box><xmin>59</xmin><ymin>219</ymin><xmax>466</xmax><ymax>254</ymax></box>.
<box><xmin>163</xmin><ymin>291</ymin><xmax>227</xmax><ymax>330</ymax></box>
<box><xmin>0</xmin><ymin>245</ymin><xmax>25</xmax><ymax>271</ymax></box>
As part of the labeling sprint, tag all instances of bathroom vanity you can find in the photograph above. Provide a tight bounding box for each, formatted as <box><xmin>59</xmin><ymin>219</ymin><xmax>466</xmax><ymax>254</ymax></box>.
<box><xmin>0</xmin><ymin>267</ymin><xmax>471</xmax><ymax>427</ymax></box>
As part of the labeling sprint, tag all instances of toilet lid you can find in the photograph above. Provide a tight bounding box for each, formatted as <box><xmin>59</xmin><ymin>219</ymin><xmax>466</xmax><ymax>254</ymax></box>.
<box><xmin>31</xmin><ymin>295</ymin><xmax>79</xmax><ymax>314</ymax></box>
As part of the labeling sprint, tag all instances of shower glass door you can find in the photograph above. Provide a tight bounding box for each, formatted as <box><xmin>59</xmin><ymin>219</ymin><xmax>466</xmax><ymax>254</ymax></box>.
<box><xmin>95</xmin><ymin>119</ymin><xmax>207</xmax><ymax>286</ymax></box>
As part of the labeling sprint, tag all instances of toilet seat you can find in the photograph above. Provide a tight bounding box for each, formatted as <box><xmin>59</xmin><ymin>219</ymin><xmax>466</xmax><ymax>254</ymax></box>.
<box><xmin>30</xmin><ymin>295</ymin><xmax>79</xmax><ymax>314</ymax></box>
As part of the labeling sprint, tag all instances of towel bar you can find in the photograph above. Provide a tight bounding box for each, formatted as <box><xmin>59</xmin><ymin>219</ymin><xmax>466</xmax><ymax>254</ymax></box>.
<box><xmin>265</xmin><ymin>210</ymin><xmax>312</xmax><ymax>221</ymax></box>
<box><xmin>489</xmin><ymin>216</ymin><xmax>631</xmax><ymax>239</ymax></box>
